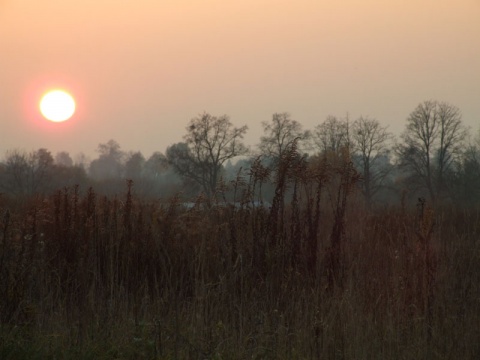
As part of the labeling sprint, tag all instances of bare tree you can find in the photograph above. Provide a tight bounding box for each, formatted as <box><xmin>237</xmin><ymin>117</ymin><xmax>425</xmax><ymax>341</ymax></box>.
<box><xmin>124</xmin><ymin>151</ymin><xmax>145</xmax><ymax>181</ymax></box>
<box><xmin>97</xmin><ymin>139</ymin><xmax>124</xmax><ymax>162</ymax></box>
<box><xmin>0</xmin><ymin>150</ymin><xmax>29</xmax><ymax>196</ymax></box>
<box><xmin>0</xmin><ymin>148</ymin><xmax>54</xmax><ymax>196</ymax></box>
<box><xmin>89</xmin><ymin>139</ymin><xmax>125</xmax><ymax>180</ymax></box>
<box><xmin>396</xmin><ymin>100</ymin><xmax>467</xmax><ymax>202</ymax></box>
<box><xmin>32</xmin><ymin>148</ymin><xmax>55</xmax><ymax>192</ymax></box>
<box><xmin>167</xmin><ymin>112</ymin><xmax>248</xmax><ymax>197</ymax></box>
<box><xmin>74</xmin><ymin>152</ymin><xmax>90</xmax><ymax>170</ymax></box>
<box><xmin>55</xmin><ymin>151</ymin><xmax>73</xmax><ymax>167</ymax></box>
<box><xmin>144</xmin><ymin>152</ymin><xmax>169</xmax><ymax>179</ymax></box>
<box><xmin>448</xmin><ymin>127</ymin><xmax>480</xmax><ymax>205</ymax></box>
<box><xmin>436</xmin><ymin>102</ymin><xmax>466</xmax><ymax>194</ymax></box>
<box><xmin>258</xmin><ymin>112</ymin><xmax>310</xmax><ymax>160</ymax></box>
<box><xmin>351</xmin><ymin>116</ymin><xmax>393</xmax><ymax>204</ymax></box>
<box><xmin>312</xmin><ymin>115</ymin><xmax>350</xmax><ymax>154</ymax></box>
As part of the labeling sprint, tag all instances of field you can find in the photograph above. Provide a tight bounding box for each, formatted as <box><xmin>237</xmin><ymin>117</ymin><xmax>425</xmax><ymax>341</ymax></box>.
<box><xmin>1</xmin><ymin>155</ymin><xmax>479</xmax><ymax>359</ymax></box>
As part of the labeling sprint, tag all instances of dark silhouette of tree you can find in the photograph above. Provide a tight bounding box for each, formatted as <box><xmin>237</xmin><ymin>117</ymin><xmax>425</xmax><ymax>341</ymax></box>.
<box><xmin>0</xmin><ymin>150</ymin><xmax>29</xmax><ymax>196</ymax></box>
<box><xmin>97</xmin><ymin>139</ymin><xmax>124</xmax><ymax>161</ymax></box>
<box><xmin>33</xmin><ymin>148</ymin><xmax>55</xmax><ymax>192</ymax></box>
<box><xmin>351</xmin><ymin>116</ymin><xmax>393</xmax><ymax>205</ymax></box>
<box><xmin>448</xmin><ymin>128</ymin><xmax>480</xmax><ymax>205</ymax></box>
<box><xmin>258</xmin><ymin>112</ymin><xmax>309</xmax><ymax>161</ymax></box>
<box><xmin>124</xmin><ymin>151</ymin><xmax>145</xmax><ymax>181</ymax></box>
<box><xmin>89</xmin><ymin>139</ymin><xmax>125</xmax><ymax>181</ymax></box>
<box><xmin>144</xmin><ymin>152</ymin><xmax>169</xmax><ymax>179</ymax></box>
<box><xmin>74</xmin><ymin>152</ymin><xmax>90</xmax><ymax>170</ymax></box>
<box><xmin>55</xmin><ymin>151</ymin><xmax>73</xmax><ymax>167</ymax></box>
<box><xmin>395</xmin><ymin>100</ymin><xmax>467</xmax><ymax>203</ymax></box>
<box><xmin>51</xmin><ymin>163</ymin><xmax>88</xmax><ymax>190</ymax></box>
<box><xmin>167</xmin><ymin>112</ymin><xmax>248</xmax><ymax>197</ymax></box>
<box><xmin>140</xmin><ymin>151</ymin><xmax>180</xmax><ymax>197</ymax></box>
<box><xmin>435</xmin><ymin>102</ymin><xmax>467</xmax><ymax>195</ymax></box>
<box><xmin>312</xmin><ymin>115</ymin><xmax>350</xmax><ymax>154</ymax></box>
<box><xmin>0</xmin><ymin>148</ymin><xmax>54</xmax><ymax>196</ymax></box>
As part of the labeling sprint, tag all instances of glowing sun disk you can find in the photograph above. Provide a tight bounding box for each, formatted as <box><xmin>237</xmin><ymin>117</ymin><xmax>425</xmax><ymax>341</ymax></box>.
<box><xmin>40</xmin><ymin>90</ymin><xmax>76</xmax><ymax>122</ymax></box>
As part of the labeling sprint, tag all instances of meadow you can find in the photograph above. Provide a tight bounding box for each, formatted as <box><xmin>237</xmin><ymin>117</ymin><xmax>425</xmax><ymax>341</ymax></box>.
<box><xmin>1</xmin><ymin>151</ymin><xmax>479</xmax><ymax>359</ymax></box>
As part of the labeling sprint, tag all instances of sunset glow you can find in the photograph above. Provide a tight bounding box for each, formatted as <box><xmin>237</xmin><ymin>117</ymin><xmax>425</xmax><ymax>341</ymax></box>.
<box><xmin>0</xmin><ymin>0</ymin><xmax>479</xmax><ymax>156</ymax></box>
<box><xmin>39</xmin><ymin>90</ymin><xmax>76</xmax><ymax>122</ymax></box>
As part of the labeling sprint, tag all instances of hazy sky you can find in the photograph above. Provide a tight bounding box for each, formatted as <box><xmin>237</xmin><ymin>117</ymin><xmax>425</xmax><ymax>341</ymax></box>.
<box><xmin>1</xmin><ymin>0</ymin><xmax>479</xmax><ymax>160</ymax></box>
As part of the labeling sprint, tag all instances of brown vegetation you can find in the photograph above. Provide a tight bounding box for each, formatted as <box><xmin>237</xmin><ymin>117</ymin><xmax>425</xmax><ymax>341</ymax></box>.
<box><xmin>1</xmin><ymin>149</ymin><xmax>479</xmax><ymax>359</ymax></box>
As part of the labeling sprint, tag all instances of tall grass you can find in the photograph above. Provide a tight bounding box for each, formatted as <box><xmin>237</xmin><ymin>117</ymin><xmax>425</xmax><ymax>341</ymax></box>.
<box><xmin>1</xmin><ymin>149</ymin><xmax>479</xmax><ymax>359</ymax></box>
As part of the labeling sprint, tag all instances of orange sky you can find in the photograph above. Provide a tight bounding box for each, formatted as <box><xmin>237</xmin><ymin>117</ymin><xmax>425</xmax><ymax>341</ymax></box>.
<box><xmin>1</xmin><ymin>0</ymin><xmax>479</xmax><ymax>159</ymax></box>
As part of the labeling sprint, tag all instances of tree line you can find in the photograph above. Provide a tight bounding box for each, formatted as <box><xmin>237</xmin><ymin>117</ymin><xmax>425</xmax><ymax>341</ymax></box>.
<box><xmin>1</xmin><ymin>100</ymin><xmax>479</xmax><ymax>206</ymax></box>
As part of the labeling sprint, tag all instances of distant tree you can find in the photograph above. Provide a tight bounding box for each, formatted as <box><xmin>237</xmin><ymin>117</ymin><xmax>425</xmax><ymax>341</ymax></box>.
<box><xmin>124</xmin><ymin>151</ymin><xmax>145</xmax><ymax>181</ymax></box>
<box><xmin>448</xmin><ymin>127</ymin><xmax>480</xmax><ymax>205</ymax></box>
<box><xmin>395</xmin><ymin>100</ymin><xmax>467</xmax><ymax>202</ymax></box>
<box><xmin>74</xmin><ymin>152</ymin><xmax>90</xmax><ymax>169</ymax></box>
<box><xmin>55</xmin><ymin>151</ymin><xmax>73</xmax><ymax>167</ymax></box>
<box><xmin>144</xmin><ymin>152</ymin><xmax>169</xmax><ymax>179</ymax></box>
<box><xmin>258</xmin><ymin>112</ymin><xmax>310</xmax><ymax>161</ymax></box>
<box><xmin>0</xmin><ymin>150</ymin><xmax>30</xmax><ymax>196</ymax></box>
<box><xmin>312</xmin><ymin>115</ymin><xmax>350</xmax><ymax>154</ymax></box>
<box><xmin>33</xmin><ymin>148</ymin><xmax>55</xmax><ymax>191</ymax></box>
<box><xmin>139</xmin><ymin>151</ymin><xmax>180</xmax><ymax>197</ymax></box>
<box><xmin>89</xmin><ymin>139</ymin><xmax>125</xmax><ymax>180</ymax></box>
<box><xmin>166</xmin><ymin>142</ymin><xmax>201</xmax><ymax>194</ymax></box>
<box><xmin>167</xmin><ymin>112</ymin><xmax>248</xmax><ymax>197</ymax></box>
<box><xmin>97</xmin><ymin>139</ymin><xmax>124</xmax><ymax>161</ymax></box>
<box><xmin>51</xmin><ymin>164</ymin><xmax>88</xmax><ymax>190</ymax></box>
<box><xmin>223</xmin><ymin>157</ymin><xmax>252</xmax><ymax>181</ymax></box>
<box><xmin>351</xmin><ymin>116</ymin><xmax>393</xmax><ymax>205</ymax></box>
<box><xmin>0</xmin><ymin>148</ymin><xmax>54</xmax><ymax>196</ymax></box>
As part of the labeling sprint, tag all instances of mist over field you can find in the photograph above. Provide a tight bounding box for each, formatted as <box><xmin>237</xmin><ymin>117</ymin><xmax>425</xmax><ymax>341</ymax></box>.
<box><xmin>1</xmin><ymin>103</ymin><xmax>479</xmax><ymax>206</ymax></box>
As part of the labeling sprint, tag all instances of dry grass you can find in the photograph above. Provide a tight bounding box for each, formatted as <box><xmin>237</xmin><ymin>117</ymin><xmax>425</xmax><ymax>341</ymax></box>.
<box><xmin>1</xmin><ymin>150</ymin><xmax>479</xmax><ymax>359</ymax></box>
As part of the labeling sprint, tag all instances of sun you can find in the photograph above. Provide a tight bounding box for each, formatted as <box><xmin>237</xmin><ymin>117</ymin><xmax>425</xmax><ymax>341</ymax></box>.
<box><xmin>39</xmin><ymin>89</ymin><xmax>76</xmax><ymax>122</ymax></box>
